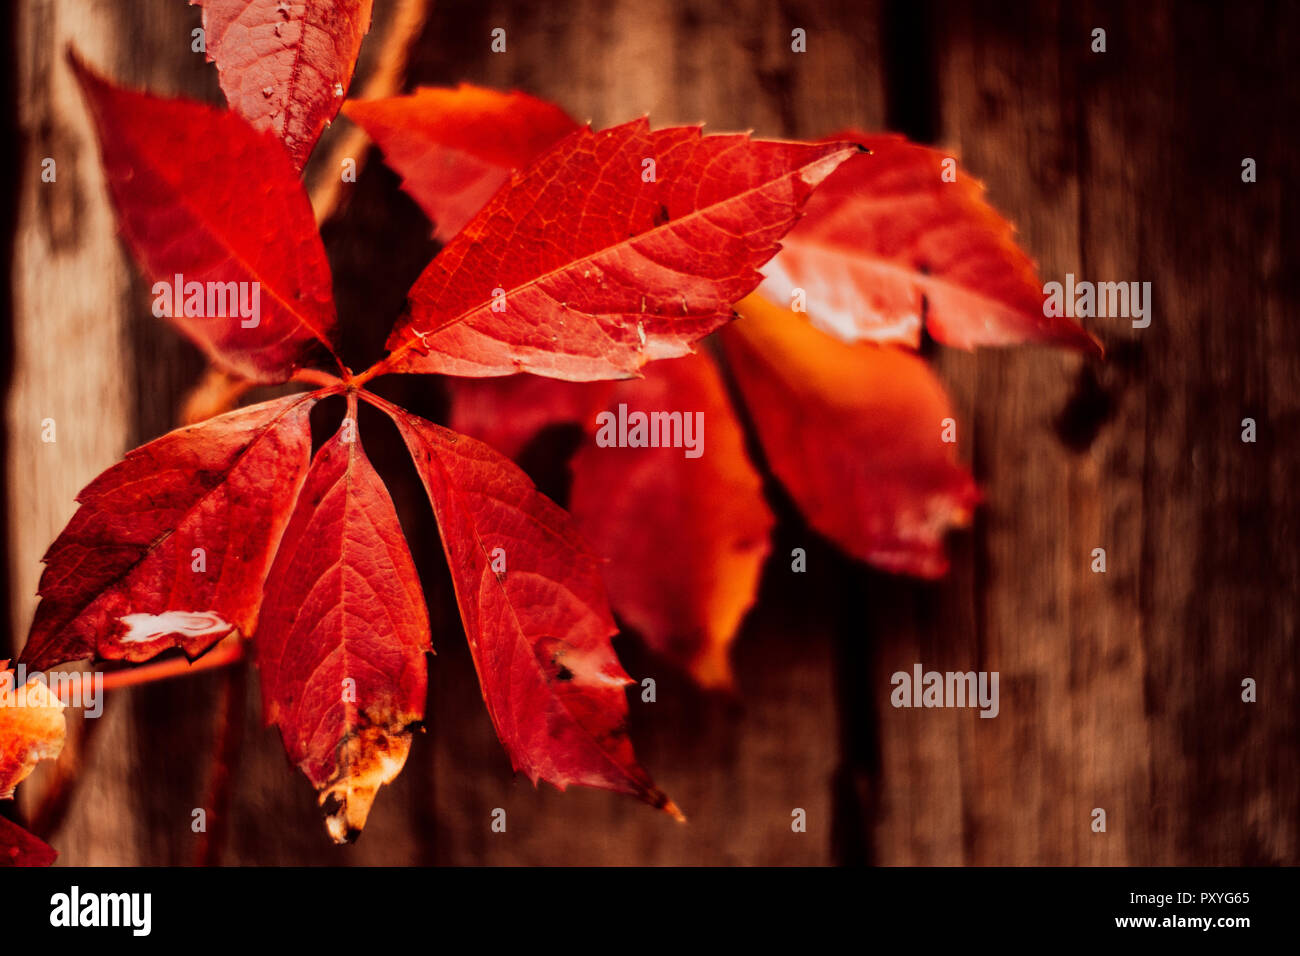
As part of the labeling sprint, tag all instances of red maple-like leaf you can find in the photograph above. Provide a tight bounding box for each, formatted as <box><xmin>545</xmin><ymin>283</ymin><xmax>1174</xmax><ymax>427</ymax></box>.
<box><xmin>343</xmin><ymin>85</ymin><xmax>580</xmax><ymax>241</ymax></box>
<box><xmin>759</xmin><ymin>132</ymin><xmax>1101</xmax><ymax>354</ymax></box>
<box><xmin>192</xmin><ymin>0</ymin><xmax>374</xmax><ymax>169</ymax></box>
<box><xmin>378</xmin><ymin>397</ymin><xmax>680</xmax><ymax>817</ymax></box>
<box><xmin>0</xmin><ymin>816</ymin><xmax>57</xmax><ymax>867</ymax></box>
<box><xmin>384</xmin><ymin>121</ymin><xmax>857</xmax><ymax>381</ymax></box>
<box><xmin>20</xmin><ymin>395</ymin><xmax>316</xmax><ymax>672</ymax></box>
<box><xmin>257</xmin><ymin>415</ymin><xmax>430</xmax><ymax>842</ymax></box>
<box><xmin>726</xmin><ymin>295</ymin><xmax>979</xmax><ymax>577</ymax></box>
<box><xmin>70</xmin><ymin>55</ymin><xmax>341</xmax><ymax>383</ymax></box>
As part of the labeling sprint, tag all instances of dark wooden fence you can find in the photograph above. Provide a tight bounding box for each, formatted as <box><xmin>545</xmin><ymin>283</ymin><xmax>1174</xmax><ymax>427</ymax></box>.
<box><xmin>4</xmin><ymin>0</ymin><xmax>1296</xmax><ymax>864</ymax></box>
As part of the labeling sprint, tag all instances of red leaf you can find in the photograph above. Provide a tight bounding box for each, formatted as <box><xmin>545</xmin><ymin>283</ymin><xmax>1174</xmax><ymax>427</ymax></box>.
<box><xmin>385</xmin><ymin>121</ymin><xmax>857</xmax><ymax>381</ymax></box>
<box><xmin>70</xmin><ymin>54</ymin><xmax>340</xmax><ymax>383</ymax></box>
<box><xmin>726</xmin><ymin>295</ymin><xmax>979</xmax><ymax>578</ymax></box>
<box><xmin>448</xmin><ymin>375</ymin><xmax>614</xmax><ymax>459</ymax></box>
<box><xmin>570</xmin><ymin>354</ymin><xmax>773</xmax><ymax>688</ymax></box>
<box><xmin>378</xmin><ymin>398</ymin><xmax>680</xmax><ymax>816</ymax></box>
<box><xmin>343</xmin><ymin>86</ymin><xmax>580</xmax><ymax>241</ymax></box>
<box><xmin>0</xmin><ymin>816</ymin><xmax>57</xmax><ymax>867</ymax></box>
<box><xmin>760</xmin><ymin>132</ymin><xmax>1101</xmax><ymax>354</ymax></box>
<box><xmin>256</xmin><ymin>416</ymin><xmax>430</xmax><ymax>843</ymax></box>
<box><xmin>20</xmin><ymin>394</ymin><xmax>316</xmax><ymax>672</ymax></box>
<box><xmin>193</xmin><ymin>0</ymin><xmax>374</xmax><ymax>170</ymax></box>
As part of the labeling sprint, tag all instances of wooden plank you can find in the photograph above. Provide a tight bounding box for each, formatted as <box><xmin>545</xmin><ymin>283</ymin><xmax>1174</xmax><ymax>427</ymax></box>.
<box><xmin>856</xmin><ymin>0</ymin><xmax>1299</xmax><ymax>865</ymax></box>
<box><xmin>10</xmin><ymin>0</ymin><xmax>1295</xmax><ymax>867</ymax></box>
<box><xmin>7</xmin><ymin>0</ymin><xmax>216</xmax><ymax>866</ymax></box>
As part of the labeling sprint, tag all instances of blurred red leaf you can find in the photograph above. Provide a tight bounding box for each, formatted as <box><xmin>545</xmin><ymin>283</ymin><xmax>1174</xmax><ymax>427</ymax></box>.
<box><xmin>0</xmin><ymin>816</ymin><xmax>57</xmax><ymax>867</ymax></box>
<box><xmin>760</xmin><ymin>132</ymin><xmax>1101</xmax><ymax>354</ymax></box>
<box><xmin>71</xmin><ymin>55</ymin><xmax>341</xmax><ymax>382</ymax></box>
<box><xmin>20</xmin><ymin>395</ymin><xmax>315</xmax><ymax>672</ymax></box>
<box><xmin>0</xmin><ymin>666</ymin><xmax>66</xmax><ymax>799</ymax></box>
<box><xmin>569</xmin><ymin>354</ymin><xmax>773</xmax><ymax>688</ymax></box>
<box><xmin>448</xmin><ymin>374</ymin><xmax>614</xmax><ymax>459</ymax></box>
<box><xmin>385</xmin><ymin>121</ymin><xmax>857</xmax><ymax>381</ymax></box>
<box><xmin>726</xmin><ymin>295</ymin><xmax>979</xmax><ymax>578</ymax></box>
<box><xmin>257</xmin><ymin>417</ymin><xmax>430</xmax><ymax>842</ymax></box>
<box><xmin>344</xmin><ymin>85</ymin><xmax>579</xmax><ymax>241</ymax></box>
<box><xmin>382</xmin><ymin>400</ymin><xmax>680</xmax><ymax>818</ymax></box>
<box><xmin>193</xmin><ymin>0</ymin><xmax>374</xmax><ymax>169</ymax></box>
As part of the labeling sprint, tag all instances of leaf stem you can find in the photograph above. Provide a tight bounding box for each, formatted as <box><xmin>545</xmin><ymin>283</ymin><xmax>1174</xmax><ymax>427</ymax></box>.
<box><xmin>96</xmin><ymin>636</ymin><xmax>246</xmax><ymax>694</ymax></box>
<box><xmin>291</xmin><ymin>367</ymin><xmax>346</xmax><ymax>388</ymax></box>
<box><xmin>352</xmin><ymin>352</ymin><xmax>398</xmax><ymax>387</ymax></box>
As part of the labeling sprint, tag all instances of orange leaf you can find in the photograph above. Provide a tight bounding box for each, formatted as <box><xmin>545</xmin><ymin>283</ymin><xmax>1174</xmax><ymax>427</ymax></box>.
<box><xmin>760</xmin><ymin>133</ymin><xmax>1100</xmax><ymax>354</ymax></box>
<box><xmin>344</xmin><ymin>86</ymin><xmax>580</xmax><ymax>241</ymax></box>
<box><xmin>570</xmin><ymin>354</ymin><xmax>773</xmax><ymax>688</ymax></box>
<box><xmin>726</xmin><ymin>295</ymin><xmax>979</xmax><ymax>577</ymax></box>
<box><xmin>0</xmin><ymin>664</ymin><xmax>67</xmax><ymax>800</ymax></box>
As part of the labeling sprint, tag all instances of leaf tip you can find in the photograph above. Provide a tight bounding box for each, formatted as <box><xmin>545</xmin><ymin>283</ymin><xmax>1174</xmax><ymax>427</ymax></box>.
<box><xmin>316</xmin><ymin>724</ymin><xmax>415</xmax><ymax>845</ymax></box>
<box><xmin>660</xmin><ymin>796</ymin><xmax>687</xmax><ymax>824</ymax></box>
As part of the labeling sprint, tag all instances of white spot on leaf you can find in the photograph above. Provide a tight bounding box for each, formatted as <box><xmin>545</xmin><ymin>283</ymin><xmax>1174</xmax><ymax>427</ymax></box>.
<box><xmin>118</xmin><ymin>610</ymin><xmax>231</xmax><ymax>644</ymax></box>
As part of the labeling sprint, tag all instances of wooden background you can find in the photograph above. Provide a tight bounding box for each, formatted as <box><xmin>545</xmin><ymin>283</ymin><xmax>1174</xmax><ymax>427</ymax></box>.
<box><xmin>3</xmin><ymin>0</ymin><xmax>1296</xmax><ymax>865</ymax></box>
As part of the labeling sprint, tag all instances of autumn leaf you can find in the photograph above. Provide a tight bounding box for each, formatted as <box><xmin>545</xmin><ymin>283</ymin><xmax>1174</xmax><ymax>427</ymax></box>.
<box><xmin>383</xmin><ymin>121</ymin><xmax>857</xmax><ymax>381</ymax></box>
<box><xmin>343</xmin><ymin>85</ymin><xmax>580</xmax><ymax>241</ymax></box>
<box><xmin>20</xmin><ymin>395</ymin><xmax>316</xmax><ymax>672</ymax></box>
<box><xmin>759</xmin><ymin>132</ymin><xmax>1101</xmax><ymax>354</ymax></box>
<box><xmin>192</xmin><ymin>0</ymin><xmax>374</xmax><ymax>170</ymax></box>
<box><xmin>256</xmin><ymin>416</ymin><xmax>430</xmax><ymax>843</ymax></box>
<box><xmin>0</xmin><ymin>816</ymin><xmax>57</xmax><ymax>867</ymax></box>
<box><xmin>569</xmin><ymin>354</ymin><xmax>773</xmax><ymax>688</ymax></box>
<box><xmin>378</xmin><ymin>397</ymin><xmax>680</xmax><ymax>817</ymax></box>
<box><xmin>70</xmin><ymin>54</ymin><xmax>341</xmax><ymax>383</ymax></box>
<box><xmin>725</xmin><ymin>294</ymin><xmax>979</xmax><ymax>577</ymax></box>
<box><xmin>0</xmin><ymin>661</ymin><xmax>65</xmax><ymax>867</ymax></box>
<box><xmin>0</xmin><ymin>664</ymin><xmax>67</xmax><ymax>799</ymax></box>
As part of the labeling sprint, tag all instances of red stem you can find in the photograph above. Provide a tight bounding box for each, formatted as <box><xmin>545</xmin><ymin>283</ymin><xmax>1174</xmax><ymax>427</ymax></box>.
<box><xmin>96</xmin><ymin>637</ymin><xmax>246</xmax><ymax>694</ymax></box>
<box><xmin>291</xmin><ymin>367</ymin><xmax>346</xmax><ymax>388</ymax></box>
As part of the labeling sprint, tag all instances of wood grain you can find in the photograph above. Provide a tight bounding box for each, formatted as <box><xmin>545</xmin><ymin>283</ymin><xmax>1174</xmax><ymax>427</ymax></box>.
<box><xmin>3</xmin><ymin>0</ymin><xmax>1296</xmax><ymax>865</ymax></box>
